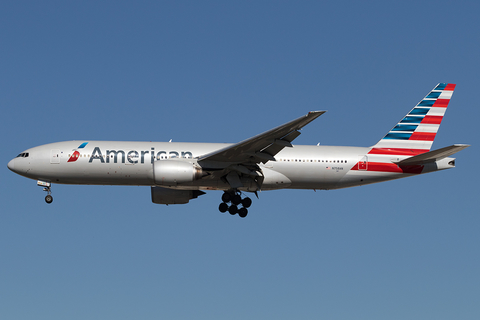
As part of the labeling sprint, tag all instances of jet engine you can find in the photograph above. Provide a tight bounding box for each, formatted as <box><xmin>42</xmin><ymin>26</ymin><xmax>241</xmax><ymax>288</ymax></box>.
<box><xmin>151</xmin><ymin>186</ymin><xmax>206</xmax><ymax>205</ymax></box>
<box><xmin>153</xmin><ymin>160</ymin><xmax>203</xmax><ymax>186</ymax></box>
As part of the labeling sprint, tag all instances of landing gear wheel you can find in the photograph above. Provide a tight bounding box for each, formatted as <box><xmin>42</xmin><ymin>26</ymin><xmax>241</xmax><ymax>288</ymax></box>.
<box><xmin>238</xmin><ymin>207</ymin><xmax>248</xmax><ymax>218</ymax></box>
<box><xmin>228</xmin><ymin>204</ymin><xmax>238</xmax><ymax>215</ymax></box>
<box><xmin>232</xmin><ymin>194</ymin><xmax>242</xmax><ymax>205</ymax></box>
<box><xmin>219</xmin><ymin>202</ymin><xmax>228</xmax><ymax>213</ymax></box>
<box><xmin>221</xmin><ymin>192</ymin><xmax>231</xmax><ymax>203</ymax></box>
<box><xmin>241</xmin><ymin>197</ymin><xmax>252</xmax><ymax>208</ymax></box>
<box><xmin>45</xmin><ymin>195</ymin><xmax>53</xmax><ymax>204</ymax></box>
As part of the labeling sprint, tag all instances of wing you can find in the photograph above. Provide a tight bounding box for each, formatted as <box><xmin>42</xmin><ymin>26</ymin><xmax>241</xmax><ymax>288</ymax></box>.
<box><xmin>198</xmin><ymin>111</ymin><xmax>326</xmax><ymax>165</ymax></box>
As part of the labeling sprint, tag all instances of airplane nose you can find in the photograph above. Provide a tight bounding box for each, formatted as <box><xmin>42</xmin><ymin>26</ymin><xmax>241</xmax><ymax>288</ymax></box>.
<box><xmin>7</xmin><ymin>159</ymin><xmax>15</xmax><ymax>171</ymax></box>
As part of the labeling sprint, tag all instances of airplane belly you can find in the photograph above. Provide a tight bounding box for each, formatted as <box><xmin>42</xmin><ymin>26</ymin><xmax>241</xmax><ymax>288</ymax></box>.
<box><xmin>337</xmin><ymin>170</ymin><xmax>403</xmax><ymax>189</ymax></box>
<box><xmin>260</xmin><ymin>167</ymin><xmax>292</xmax><ymax>190</ymax></box>
<box><xmin>30</xmin><ymin>160</ymin><xmax>154</xmax><ymax>186</ymax></box>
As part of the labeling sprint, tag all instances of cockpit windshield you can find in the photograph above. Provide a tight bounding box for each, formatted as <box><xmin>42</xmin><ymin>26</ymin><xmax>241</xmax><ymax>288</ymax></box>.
<box><xmin>16</xmin><ymin>153</ymin><xmax>29</xmax><ymax>158</ymax></box>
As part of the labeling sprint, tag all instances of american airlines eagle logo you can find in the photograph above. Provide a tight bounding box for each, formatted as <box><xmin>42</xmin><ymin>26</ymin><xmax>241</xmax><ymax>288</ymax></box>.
<box><xmin>67</xmin><ymin>142</ymin><xmax>88</xmax><ymax>162</ymax></box>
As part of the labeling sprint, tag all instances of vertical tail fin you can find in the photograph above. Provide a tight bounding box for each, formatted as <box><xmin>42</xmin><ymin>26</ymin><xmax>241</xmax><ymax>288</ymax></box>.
<box><xmin>371</xmin><ymin>83</ymin><xmax>456</xmax><ymax>155</ymax></box>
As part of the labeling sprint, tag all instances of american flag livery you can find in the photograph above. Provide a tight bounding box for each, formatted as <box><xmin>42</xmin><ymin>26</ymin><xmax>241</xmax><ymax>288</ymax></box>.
<box><xmin>350</xmin><ymin>83</ymin><xmax>458</xmax><ymax>174</ymax></box>
<box><xmin>371</xmin><ymin>83</ymin><xmax>455</xmax><ymax>155</ymax></box>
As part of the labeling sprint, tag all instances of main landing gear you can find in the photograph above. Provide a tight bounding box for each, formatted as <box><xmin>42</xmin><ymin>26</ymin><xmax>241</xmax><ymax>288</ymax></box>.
<box><xmin>37</xmin><ymin>180</ymin><xmax>53</xmax><ymax>204</ymax></box>
<box><xmin>218</xmin><ymin>190</ymin><xmax>252</xmax><ymax>218</ymax></box>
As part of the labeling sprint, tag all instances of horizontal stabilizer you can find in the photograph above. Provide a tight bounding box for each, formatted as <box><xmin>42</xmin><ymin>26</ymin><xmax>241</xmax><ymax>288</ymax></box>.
<box><xmin>394</xmin><ymin>144</ymin><xmax>470</xmax><ymax>165</ymax></box>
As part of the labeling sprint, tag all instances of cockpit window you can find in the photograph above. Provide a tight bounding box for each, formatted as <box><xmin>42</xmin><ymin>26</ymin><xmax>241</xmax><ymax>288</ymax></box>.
<box><xmin>16</xmin><ymin>153</ymin><xmax>29</xmax><ymax>158</ymax></box>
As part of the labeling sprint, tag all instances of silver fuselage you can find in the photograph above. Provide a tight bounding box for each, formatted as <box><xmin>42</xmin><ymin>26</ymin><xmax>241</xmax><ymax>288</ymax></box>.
<box><xmin>8</xmin><ymin>140</ymin><xmax>454</xmax><ymax>192</ymax></box>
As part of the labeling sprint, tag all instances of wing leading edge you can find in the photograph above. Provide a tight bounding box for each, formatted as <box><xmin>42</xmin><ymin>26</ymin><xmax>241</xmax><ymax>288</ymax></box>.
<box><xmin>198</xmin><ymin>111</ymin><xmax>326</xmax><ymax>164</ymax></box>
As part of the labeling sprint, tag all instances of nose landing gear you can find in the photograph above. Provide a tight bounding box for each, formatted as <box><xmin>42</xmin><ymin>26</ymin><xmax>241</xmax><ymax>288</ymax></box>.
<box><xmin>45</xmin><ymin>193</ymin><xmax>53</xmax><ymax>204</ymax></box>
<box><xmin>219</xmin><ymin>190</ymin><xmax>252</xmax><ymax>218</ymax></box>
<box><xmin>37</xmin><ymin>180</ymin><xmax>53</xmax><ymax>204</ymax></box>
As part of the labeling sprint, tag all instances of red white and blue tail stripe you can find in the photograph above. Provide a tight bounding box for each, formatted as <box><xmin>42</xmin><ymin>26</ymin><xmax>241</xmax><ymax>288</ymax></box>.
<box><xmin>371</xmin><ymin>83</ymin><xmax>455</xmax><ymax>155</ymax></box>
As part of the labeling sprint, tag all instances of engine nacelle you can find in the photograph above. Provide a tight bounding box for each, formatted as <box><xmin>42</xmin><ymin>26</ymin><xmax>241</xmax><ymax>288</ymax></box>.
<box><xmin>153</xmin><ymin>160</ymin><xmax>203</xmax><ymax>186</ymax></box>
<box><xmin>151</xmin><ymin>186</ymin><xmax>206</xmax><ymax>205</ymax></box>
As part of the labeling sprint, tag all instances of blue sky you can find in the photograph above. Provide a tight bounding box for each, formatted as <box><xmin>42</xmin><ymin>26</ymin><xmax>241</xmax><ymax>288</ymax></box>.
<box><xmin>1</xmin><ymin>1</ymin><xmax>479</xmax><ymax>319</ymax></box>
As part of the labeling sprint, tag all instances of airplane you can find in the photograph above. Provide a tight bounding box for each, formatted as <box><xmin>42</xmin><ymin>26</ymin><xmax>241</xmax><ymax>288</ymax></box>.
<box><xmin>7</xmin><ymin>83</ymin><xmax>469</xmax><ymax>218</ymax></box>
